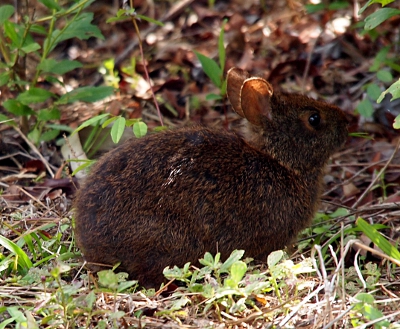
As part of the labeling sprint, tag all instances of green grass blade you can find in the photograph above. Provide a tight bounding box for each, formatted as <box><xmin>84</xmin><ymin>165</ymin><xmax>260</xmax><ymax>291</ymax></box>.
<box><xmin>0</xmin><ymin>235</ymin><xmax>33</xmax><ymax>274</ymax></box>
<box><xmin>356</xmin><ymin>217</ymin><xmax>400</xmax><ymax>260</ymax></box>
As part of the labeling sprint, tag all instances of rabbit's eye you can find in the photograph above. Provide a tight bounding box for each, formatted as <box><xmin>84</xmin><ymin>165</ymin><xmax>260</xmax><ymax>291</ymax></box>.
<box><xmin>308</xmin><ymin>113</ymin><xmax>321</xmax><ymax>127</ymax></box>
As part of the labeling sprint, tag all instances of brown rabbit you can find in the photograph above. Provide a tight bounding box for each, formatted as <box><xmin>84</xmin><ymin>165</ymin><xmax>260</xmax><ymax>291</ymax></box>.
<box><xmin>74</xmin><ymin>68</ymin><xmax>348</xmax><ymax>287</ymax></box>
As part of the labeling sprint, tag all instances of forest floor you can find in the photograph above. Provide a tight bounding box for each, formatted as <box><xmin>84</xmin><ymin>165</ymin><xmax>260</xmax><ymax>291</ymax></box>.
<box><xmin>1</xmin><ymin>0</ymin><xmax>400</xmax><ymax>328</ymax></box>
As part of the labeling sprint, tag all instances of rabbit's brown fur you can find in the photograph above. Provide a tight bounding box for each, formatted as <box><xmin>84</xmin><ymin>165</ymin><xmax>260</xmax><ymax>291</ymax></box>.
<box><xmin>74</xmin><ymin>68</ymin><xmax>348</xmax><ymax>287</ymax></box>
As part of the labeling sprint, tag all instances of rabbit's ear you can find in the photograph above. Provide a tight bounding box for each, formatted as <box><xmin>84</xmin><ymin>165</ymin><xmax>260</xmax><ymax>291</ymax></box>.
<box><xmin>240</xmin><ymin>77</ymin><xmax>273</xmax><ymax>126</ymax></box>
<box><xmin>227</xmin><ymin>67</ymin><xmax>251</xmax><ymax>118</ymax></box>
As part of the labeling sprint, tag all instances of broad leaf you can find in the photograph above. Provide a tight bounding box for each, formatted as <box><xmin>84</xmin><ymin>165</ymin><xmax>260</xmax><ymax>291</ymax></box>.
<box><xmin>3</xmin><ymin>100</ymin><xmax>35</xmax><ymax>116</ymax></box>
<box><xmin>364</xmin><ymin>8</ymin><xmax>400</xmax><ymax>30</ymax></box>
<box><xmin>38</xmin><ymin>0</ymin><xmax>61</xmax><ymax>10</ymax></box>
<box><xmin>40</xmin><ymin>129</ymin><xmax>60</xmax><ymax>142</ymax></box>
<box><xmin>38</xmin><ymin>108</ymin><xmax>60</xmax><ymax>121</ymax></box>
<box><xmin>133</xmin><ymin>121</ymin><xmax>147</xmax><ymax>138</ymax></box>
<box><xmin>21</xmin><ymin>41</ymin><xmax>41</xmax><ymax>54</ymax></box>
<box><xmin>47</xmin><ymin>13</ymin><xmax>103</xmax><ymax>53</ymax></box>
<box><xmin>58</xmin><ymin>86</ymin><xmax>114</xmax><ymax>104</ymax></box>
<box><xmin>356</xmin><ymin>98</ymin><xmax>374</xmax><ymax>117</ymax></box>
<box><xmin>393</xmin><ymin>114</ymin><xmax>400</xmax><ymax>129</ymax></box>
<box><xmin>376</xmin><ymin>69</ymin><xmax>392</xmax><ymax>83</ymax></box>
<box><xmin>111</xmin><ymin>116</ymin><xmax>126</xmax><ymax>143</ymax></box>
<box><xmin>0</xmin><ymin>5</ymin><xmax>14</xmax><ymax>25</ymax></box>
<box><xmin>17</xmin><ymin>88</ymin><xmax>54</xmax><ymax>104</ymax></box>
<box><xmin>38</xmin><ymin>59</ymin><xmax>83</xmax><ymax>75</ymax></box>
<box><xmin>377</xmin><ymin>78</ymin><xmax>400</xmax><ymax>103</ymax></box>
<box><xmin>0</xmin><ymin>71</ymin><xmax>10</xmax><ymax>87</ymax></box>
<box><xmin>194</xmin><ymin>51</ymin><xmax>222</xmax><ymax>88</ymax></box>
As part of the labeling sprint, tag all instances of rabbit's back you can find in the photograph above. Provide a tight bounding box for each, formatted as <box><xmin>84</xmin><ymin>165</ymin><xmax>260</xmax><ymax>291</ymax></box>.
<box><xmin>74</xmin><ymin>125</ymin><xmax>316</xmax><ymax>286</ymax></box>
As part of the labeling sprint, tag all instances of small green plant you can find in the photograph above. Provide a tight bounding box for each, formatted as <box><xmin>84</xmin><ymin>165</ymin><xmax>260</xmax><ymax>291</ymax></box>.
<box><xmin>162</xmin><ymin>250</ymin><xmax>314</xmax><ymax>317</ymax></box>
<box><xmin>299</xmin><ymin>208</ymin><xmax>354</xmax><ymax>254</ymax></box>
<box><xmin>358</xmin><ymin>0</ymin><xmax>400</xmax><ymax>126</ymax></box>
<box><xmin>194</xmin><ymin>19</ymin><xmax>227</xmax><ymax>101</ymax></box>
<box><xmin>356</xmin><ymin>46</ymin><xmax>398</xmax><ymax>118</ymax></box>
<box><xmin>0</xmin><ymin>1</ymin><xmax>114</xmax><ymax>144</ymax></box>
<box><xmin>67</xmin><ymin>5</ymin><xmax>168</xmax><ymax>162</ymax></box>
<box><xmin>350</xmin><ymin>293</ymin><xmax>391</xmax><ymax>328</ymax></box>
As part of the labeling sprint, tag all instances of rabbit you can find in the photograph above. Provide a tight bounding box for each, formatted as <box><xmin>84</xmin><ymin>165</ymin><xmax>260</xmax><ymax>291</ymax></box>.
<box><xmin>73</xmin><ymin>67</ymin><xmax>348</xmax><ymax>287</ymax></box>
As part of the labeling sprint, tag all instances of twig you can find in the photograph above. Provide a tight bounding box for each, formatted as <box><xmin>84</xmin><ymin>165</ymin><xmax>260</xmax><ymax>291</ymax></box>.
<box><xmin>352</xmin><ymin>240</ymin><xmax>400</xmax><ymax>267</ymax></box>
<box><xmin>301</xmin><ymin>31</ymin><xmax>321</xmax><ymax>93</ymax></box>
<box><xmin>16</xmin><ymin>186</ymin><xmax>47</xmax><ymax>209</ymax></box>
<box><xmin>131</xmin><ymin>15</ymin><xmax>164</xmax><ymax>126</ymax></box>
<box><xmin>321</xmin><ymin>305</ymin><xmax>355</xmax><ymax>329</ymax></box>
<box><xmin>13</xmin><ymin>126</ymin><xmax>55</xmax><ymax>177</ymax></box>
<box><xmin>278</xmin><ymin>285</ymin><xmax>325</xmax><ymax>327</ymax></box>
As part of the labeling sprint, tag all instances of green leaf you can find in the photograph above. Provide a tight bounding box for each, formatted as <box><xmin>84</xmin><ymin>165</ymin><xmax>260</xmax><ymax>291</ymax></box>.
<box><xmin>0</xmin><ymin>235</ymin><xmax>33</xmax><ymax>274</ymax></box>
<box><xmin>393</xmin><ymin>114</ymin><xmax>400</xmax><ymax>129</ymax></box>
<box><xmin>38</xmin><ymin>59</ymin><xmax>83</xmax><ymax>75</ymax></box>
<box><xmin>0</xmin><ymin>5</ymin><xmax>14</xmax><ymax>25</ymax></box>
<box><xmin>38</xmin><ymin>108</ymin><xmax>60</xmax><ymax>121</ymax></box>
<box><xmin>0</xmin><ymin>71</ymin><xmax>10</xmax><ymax>87</ymax></box>
<box><xmin>358</xmin><ymin>0</ymin><xmax>376</xmax><ymax>15</ymax></box>
<box><xmin>0</xmin><ymin>317</ymin><xmax>15</xmax><ymax>329</ymax></box>
<box><xmin>0</xmin><ymin>114</ymin><xmax>15</xmax><ymax>126</ymax></box>
<box><xmin>47</xmin><ymin>12</ymin><xmax>103</xmax><ymax>52</ymax></box>
<box><xmin>369</xmin><ymin>46</ymin><xmax>389</xmax><ymax>72</ymax></box>
<box><xmin>98</xmin><ymin>270</ymin><xmax>119</xmax><ymax>291</ymax></box>
<box><xmin>364</xmin><ymin>8</ymin><xmax>400</xmax><ymax>30</ymax></box>
<box><xmin>218</xmin><ymin>19</ymin><xmax>227</xmax><ymax>75</ymax></box>
<box><xmin>355</xmin><ymin>292</ymin><xmax>375</xmax><ymax>304</ymax></box>
<box><xmin>133</xmin><ymin>121</ymin><xmax>147</xmax><ymax>138</ymax></box>
<box><xmin>199</xmin><ymin>252</ymin><xmax>215</xmax><ymax>267</ymax></box>
<box><xmin>7</xmin><ymin>307</ymin><xmax>26</xmax><ymax>323</ymax></box>
<box><xmin>38</xmin><ymin>0</ymin><xmax>62</xmax><ymax>10</ymax></box>
<box><xmin>194</xmin><ymin>51</ymin><xmax>222</xmax><ymax>88</ymax></box>
<box><xmin>40</xmin><ymin>129</ymin><xmax>60</xmax><ymax>142</ymax></box>
<box><xmin>376</xmin><ymin>69</ymin><xmax>392</xmax><ymax>83</ymax></box>
<box><xmin>46</xmin><ymin>123</ymin><xmax>74</xmax><ymax>133</ymax></box>
<box><xmin>205</xmin><ymin>93</ymin><xmax>222</xmax><ymax>101</ymax></box>
<box><xmin>305</xmin><ymin>3</ymin><xmax>325</xmax><ymax>13</ymax></box>
<box><xmin>328</xmin><ymin>1</ymin><xmax>349</xmax><ymax>10</ymax></box>
<box><xmin>28</xmin><ymin>128</ymin><xmax>41</xmax><ymax>145</ymax></box>
<box><xmin>117</xmin><ymin>280</ymin><xmax>137</xmax><ymax>292</ymax></box>
<box><xmin>102</xmin><ymin>116</ymin><xmax>118</xmax><ymax>128</ymax></box>
<box><xmin>220</xmin><ymin>250</ymin><xmax>245</xmax><ymax>273</ymax></box>
<box><xmin>17</xmin><ymin>88</ymin><xmax>55</xmax><ymax>104</ymax></box>
<box><xmin>356</xmin><ymin>98</ymin><xmax>374</xmax><ymax>117</ymax></box>
<box><xmin>267</xmin><ymin>250</ymin><xmax>284</xmax><ymax>268</ymax></box>
<box><xmin>377</xmin><ymin>78</ymin><xmax>400</xmax><ymax>103</ymax></box>
<box><xmin>136</xmin><ymin>14</ymin><xmax>164</xmax><ymax>27</ymax></box>
<box><xmin>3</xmin><ymin>100</ymin><xmax>35</xmax><ymax>116</ymax></box>
<box><xmin>71</xmin><ymin>113</ymin><xmax>110</xmax><ymax>135</ymax></box>
<box><xmin>107</xmin><ymin>15</ymin><xmax>129</xmax><ymax>23</ymax></box>
<box><xmin>356</xmin><ymin>217</ymin><xmax>400</xmax><ymax>260</ymax></box>
<box><xmin>111</xmin><ymin>117</ymin><xmax>126</xmax><ymax>144</ymax></box>
<box><xmin>21</xmin><ymin>42</ymin><xmax>41</xmax><ymax>54</ymax></box>
<box><xmin>71</xmin><ymin>160</ymin><xmax>95</xmax><ymax>176</ymax></box>
<box><xmin>229</xmin><ymin>261</ymin><xmax>247</xmax><ymax>285</ymax></box>
<box><xmin>4</xmin><ymin>21</ymin><xmax>20</xmax><ymax>47</ymax></box>
<box><xmin>366</xmin><ymin>83</ymin><xmax>381</xmax><ymax>100</ymax></box>
<box><xmin>29</xmin><ymin>24</ymin><xmax>47</xmax><ymax>35</ymax></box>
<box><xmin>58</xmin><ymin>86</ymin><xmax>114</xmax><ymax>104</ymax></box>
